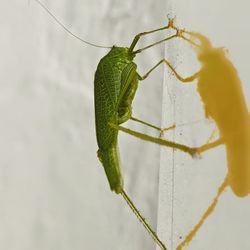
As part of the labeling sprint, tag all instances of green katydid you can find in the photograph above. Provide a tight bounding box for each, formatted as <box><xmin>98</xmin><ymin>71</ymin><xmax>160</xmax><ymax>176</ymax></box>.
<box><xmin>94</xmin><ymin>22</ymin><xmax>200</xmax><ymax>250</ymax></box>
<box><xmin>33</xmin><ymin>1</ymin><xmax>199</xmax><ymax>249</ymax></box>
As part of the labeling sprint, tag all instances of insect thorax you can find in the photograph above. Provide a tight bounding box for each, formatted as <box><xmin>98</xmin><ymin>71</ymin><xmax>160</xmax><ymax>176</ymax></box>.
<box><xmin>94</xmin><ymin>46</ymin><xmax>137</xmax><ymax>150</ymax></box>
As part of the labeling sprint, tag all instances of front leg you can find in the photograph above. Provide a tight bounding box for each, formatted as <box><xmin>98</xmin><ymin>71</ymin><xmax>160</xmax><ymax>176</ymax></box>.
<box><xmin>129</xmin><ymin>18</ymin><xmax>176</xmax><ymax>53</ymax></box>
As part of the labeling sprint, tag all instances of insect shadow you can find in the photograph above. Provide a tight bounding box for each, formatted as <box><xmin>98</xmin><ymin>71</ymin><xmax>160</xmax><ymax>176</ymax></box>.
<box><xmin>161</xmin><ymin>26</ymin><xmax>250</xmax><ymax>249</ymax></box>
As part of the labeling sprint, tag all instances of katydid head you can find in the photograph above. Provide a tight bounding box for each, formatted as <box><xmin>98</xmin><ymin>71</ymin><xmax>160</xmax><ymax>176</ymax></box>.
<box><xmin>189</xmin><ymin>32</ymin><xmax>212</xmax><ymax>60</ymax></box>
<box><xmin>187</xmin><ymin>32</ymin><xmax>227</xmax><ymax>64</ymax></box>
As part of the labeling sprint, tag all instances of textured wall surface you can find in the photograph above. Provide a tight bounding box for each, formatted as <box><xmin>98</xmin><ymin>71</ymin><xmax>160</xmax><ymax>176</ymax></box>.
<box><xmin>1</xmin><ymin>1</ymin><xmax>250</xmax><ymax>250</ymax></box>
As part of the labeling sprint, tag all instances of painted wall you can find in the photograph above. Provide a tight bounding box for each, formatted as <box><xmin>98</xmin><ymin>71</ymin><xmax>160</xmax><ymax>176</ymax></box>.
<box><xmin>0</xmin><ymin>1</ymin><xmax>249</xmax><ymax>250</ymax></box>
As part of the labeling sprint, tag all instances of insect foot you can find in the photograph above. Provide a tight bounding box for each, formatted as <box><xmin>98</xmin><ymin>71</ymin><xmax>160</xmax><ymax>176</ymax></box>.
<box><xmin>190</xmin><ymin>147</ymin><xmax>202</xmax><ymax>159</ymax></box>
<box><xmin>159</xmin><ymin>124</ymin><xmax>176</xmax><ymax>138</ymax></box>
<box><xmin>167</xmin><ymin>17</ymin><xmax>175</xmax><ymax>27</ymax></box>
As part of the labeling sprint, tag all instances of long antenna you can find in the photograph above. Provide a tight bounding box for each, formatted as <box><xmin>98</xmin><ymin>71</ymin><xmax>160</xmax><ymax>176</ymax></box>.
<box><xmin>121</xmin><ymin>189</ymin><xmax>168</xmax><ymax>250</ymax></box>
<box><xmin>32</xmin><ymin>0</ymin><xmax>112</xmax><ymax>49</ymax></box>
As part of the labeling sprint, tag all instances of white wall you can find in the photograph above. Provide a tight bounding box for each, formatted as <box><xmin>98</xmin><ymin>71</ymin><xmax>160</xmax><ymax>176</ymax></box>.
<box><xmin>0</xmin><ymin>1</ymin><xmax>249</xmax><ymax>250</ymax></box>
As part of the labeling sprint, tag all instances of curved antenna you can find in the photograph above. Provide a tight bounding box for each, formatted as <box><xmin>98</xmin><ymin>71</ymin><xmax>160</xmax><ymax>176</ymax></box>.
<box><xmin>33</xmin><ymin>0</ymin><xmax>112</xmax><ymax>49</ymax></box>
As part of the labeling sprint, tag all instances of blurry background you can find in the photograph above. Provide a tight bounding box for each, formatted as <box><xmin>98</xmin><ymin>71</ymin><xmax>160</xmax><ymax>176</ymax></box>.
<box><xmin>0</xmin><ymin>1</ymin><xmax>249</xmax><ymax>250</ymax></box>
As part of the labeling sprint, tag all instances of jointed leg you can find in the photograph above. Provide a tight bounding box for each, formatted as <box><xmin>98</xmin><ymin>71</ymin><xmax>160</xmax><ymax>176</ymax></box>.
<box><xmin>131</xmin><ymin>116</ymin><xmax>175</xmax><ymax>135</ymax></box>
<box><xmin>135</xmin><ymin>115</ymin><xmax>224</xmax><ymax>155</ymax></box>
<box><xmin>160</xmin><ymin>125</ymin><xmax>176</xmax><ymax>138</ymax></box>
<box><xmin>121</xmin><ymin>189</ymin><xmax>168</xmax><ymax>250</ymax></box>
<box><xmin>109</xmin><ymin>122</ymin><xmax>197</xmax><ymax>157</ymax></box>
<box><xmin>138</xmin><ymin>59</ymin><xmax>199</xmax><ymax>82</ymax></box>
<box><xmin>133</xmin><ymin>34</ymin><xmax>179</xmax><ymax>55</ymax></box>
<box><xmin>129</xmin><ymin>16</ymin><xmax>201</xmax><ymax>55</ymax></box>
<box><xmin>129</xmin><ymin>18</ymin><xmax>178</xmax><ymax>53</ymax></box>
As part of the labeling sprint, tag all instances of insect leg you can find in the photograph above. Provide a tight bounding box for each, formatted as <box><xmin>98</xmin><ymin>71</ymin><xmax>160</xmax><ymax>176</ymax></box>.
<box><xmin>108</xmin><ymin>122</ymin><xmax>197</xmax><ymax>157</ymax></box>
<box><xmin>197</xmin><ymin>138</ymin><xmax>224</xmax><ymax>154</ymax></box>
<box><xmin>121</xmin><ymin>189</ymin><xmax>168</xmax><ymax>250</ymax></box>
<box><xmin>138</xmin><ymin>59</ymin><xmax>199</xmax><ymax>82</ymax></box>
<box><xmin>131</xmin><ymin>25</ymin><xmax>199</xmax><ymax>55</ymax></box>
<box><xmin>132</xmin><ymin>34</ymin><xmax>179</xmax><ymax>54</ymax></box>
<box><xmin>131</xmin><ymin>116</ymin><xmax>175</xmax><ymax>135</ymax></box>
<box><xmin>129</xmin><ymin>18</ymin><xmax>176</xmax><ymax>53</ymax></box>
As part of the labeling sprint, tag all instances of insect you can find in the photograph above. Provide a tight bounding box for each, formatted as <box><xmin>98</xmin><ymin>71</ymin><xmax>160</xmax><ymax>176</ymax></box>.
<box><xmin>159</xmin><ymin>27</ymin><xmax>250</xmax><ymax>249</ymax></box>
<box><xmin>33</xmin><ymin>1</ymin><xmax>201</xmax><ymax>249</ymax></box>
<box><xmin>92</xmin><ymin>19</ymin><xmax>201</xmax><ymax>250</ymax></box>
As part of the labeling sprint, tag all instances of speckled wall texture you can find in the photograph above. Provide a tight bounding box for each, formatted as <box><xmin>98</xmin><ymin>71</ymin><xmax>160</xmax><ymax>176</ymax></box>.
<box><xmin>0</xmin><ymin>1</ymin><xmax>249</xmax><ymax>250</ymax></box>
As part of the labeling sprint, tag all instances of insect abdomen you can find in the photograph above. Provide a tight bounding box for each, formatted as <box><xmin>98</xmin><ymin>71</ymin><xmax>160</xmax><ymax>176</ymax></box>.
<box><xmin>97</xmin><ymin>145</ymin><xmax>123</xmax><ymax>193</ymax></box>
<box><xmin>226</xmin><ymin>120</ymin><xmax>250</xmax><ymax>197</ymax></box>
